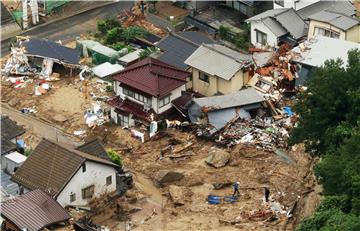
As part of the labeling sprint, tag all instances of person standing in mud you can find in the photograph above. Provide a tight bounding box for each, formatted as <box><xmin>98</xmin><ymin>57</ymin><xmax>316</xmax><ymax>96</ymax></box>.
<box><xmin>233</xmin><ymin>182</ymin><xmax>240</xmax><ymax>197</ymax></box>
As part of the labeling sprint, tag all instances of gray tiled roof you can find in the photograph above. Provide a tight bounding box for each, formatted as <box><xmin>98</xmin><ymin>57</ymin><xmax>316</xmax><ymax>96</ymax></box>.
<box><xmin>156</xmin><ymin>32</ymin><xmax>215</xmax><ymax>70</ymax></box>
<box><xmin>309</xmin><ymin>10</ymin><xmax>359</xmax><ymax>30</ymax></box>
<box><xmin>246</xmin><ymin>8</ymin><xmax>306</xmax><ymax>39</ymax></box>
<box><xmin>297</xmin><ymin>0</ymin><xmax>356</xmax><ymax>19</ymax></box>
<box><xmin>184</xmin><ymin>44</ymin><xmax>252</xmax><ymax>81</ymax></box>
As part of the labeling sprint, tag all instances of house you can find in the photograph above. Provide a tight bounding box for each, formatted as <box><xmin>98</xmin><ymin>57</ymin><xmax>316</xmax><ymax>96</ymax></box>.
<box><xmin>296</xmin><ymin>0</ymin><xmax>356</xmax><ymax>20</ymax></box>
<box><xmin>1</xmin><ymin>116</ymin><xmax>25</xmax><ymax>169</ymax></box>
<box><xmin>245</xmin><ymin>8</ymin><xmax>306</xmax><ymax>47</ymax></box>
<box><xmin>75</xmin><ymin>137</ymin><xmax>111</xmax><ymax>161</ymax></box>
<box><xmin>1</xmin><ymin>2</ymin><xmax>21</xmax><ymax>40</ymax></box>
<box><xmin>307</xmin><ymin>10</ymin><xmax>360</xmax><ymax>43</ymax></box>
<box><xmin>1</xmin><ymin>189</ymin><xmax>70</xmax><ymax>231</ymax></box>
<box><xmin>291</xmin><ymin>36</ymin><xmax>359</xmax><ymax>85</ymax></box>
<box><xmin>91</xmin><ymin>62</ymin><xmax>124</xmax><ymax>82</ymax></box>
<box><xmin>3</xmin><ymin>151</ymin><xmax>27</xmax><ymax>174</ymax></box>
<box><xmin>223</xmin><ymin>1</ymin><xmax>273</xmax><ymax>18</ymax></box>
<box><xmin>156</xmin><ymin>31</ymin><xmax>216</xmax><ymax>71</ymax></box>
<box><xmin>273</xmin><ymin>0</ymin><xmax>319</xmax><ymax>11</ymax></box>
<box><xmin>107</xmin><ymin>57</ymin><xmax>190</xmax><ymax>126</ymax></box>
<box><xmin>184</xmin><ymin>44</ymin><xmax>252</xmax><ymax>96</ymax></box>
<box><xmin>188</xmin><ymin>88</ymin><xmax>264</xmax><ymax>131</ymax></box>
<box><xmin>12</xmin><ymin>138</ymin><xmax>121</xmax><ymax>207</ymax></box>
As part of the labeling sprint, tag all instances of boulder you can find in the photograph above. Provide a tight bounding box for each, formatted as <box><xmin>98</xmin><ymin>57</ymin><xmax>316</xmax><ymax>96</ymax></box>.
<box><xmin>213</xmin><ymin>181</ymin><xmax>233</xmax><ymax>190</ymax></box>
<box><xmin>206</xmin><ymin>148</ymin><xmax>230</xmax><ymax>168</ymax></box>
<box><xmin>168</xmin><ymin>185</ymin><xmax>192</xmax><ymax>206</ymax></box>
<box><xmin>8</xmin><ymin>98</ymin><xmax>19</xmax><ymax>107</ymax></box>
<box><xmin>155</xmin><ymin>170</ymin><xmax>184</xmax><ymax>184</ymax></box>
<box><xmin>53</xmin><ymin>114</ymin><xmax>68</xmax><ymax>123</ymax></box>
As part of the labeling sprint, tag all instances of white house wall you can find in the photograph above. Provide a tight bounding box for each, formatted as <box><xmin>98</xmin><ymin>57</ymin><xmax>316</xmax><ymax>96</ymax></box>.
<box><xmin>273</xmin><ymin>0</ymin><xmax>319</xmax><ymax>10</ymax></box>
<box><xmin>56</xmin><ymin>161</ymin><xmax>117</xmax><ymax>207</ymax></box>
<box><xmin>156</xmin><ymin>85</ymin><xmax>185</xmax><ymax>114</ymax></box>
<box><xmin>250</xmin><ymin>21</ymin><xmax>278</xmax><ymax>47</ymax></box>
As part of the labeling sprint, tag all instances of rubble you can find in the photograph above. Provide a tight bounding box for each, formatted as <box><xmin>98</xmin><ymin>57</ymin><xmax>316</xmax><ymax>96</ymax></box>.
<box><xmin>168</xmin><ymin>185</ymin><xmax>193</xmax><ymax>206</ymax></box>
<box><xmin>205</xmin><ymin>147</ymin><xmax>230</xmax><ymax>168</ymax></box>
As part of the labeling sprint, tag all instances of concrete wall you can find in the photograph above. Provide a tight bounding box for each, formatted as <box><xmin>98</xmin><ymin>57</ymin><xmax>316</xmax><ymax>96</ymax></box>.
<box><xmin>191</xmin><ymin>68</ymin><xmax>244</xmax><ymax>96</ymax></box>
<box><xmin>250</xmin><ymin>21</ymin><xmax>278</xmax><ymax>47</ymax></box>
<box><xmin>308</xmin><ymin>20</ymin><xmax>346</xmax><ymax>40</ymax></box>
<box><xmin>273</xmin><ymin>0</ymin><xmax>319</xmax><ymax>10</ymax></box>
<box><xmin>57</xmin><ymin>161</ymin><xmax>117</xmax><ymax>207</ymax></box>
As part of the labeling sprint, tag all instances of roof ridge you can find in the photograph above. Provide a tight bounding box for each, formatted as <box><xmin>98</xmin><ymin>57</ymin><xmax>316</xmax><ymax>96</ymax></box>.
<box><xmin>150</xmin><ymin>60</ymin><xmax>190</xmax><ymax>75</ymax></box>
<box><xmin>201</xmin><ymin>44</ymin><xmax>246</xmax><ymax>64</ymax></box>
<box><xmin>324</xmin><ymin>9</ymin><xmax>360</xmax><ymax>21</ymax></box>
<box><xmin>170</xmin><ymin>31</ymin><xmax>200</xmax><ymax>47</ymax></box>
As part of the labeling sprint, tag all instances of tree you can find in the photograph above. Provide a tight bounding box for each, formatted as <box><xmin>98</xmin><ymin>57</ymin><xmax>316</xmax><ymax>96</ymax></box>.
<box><xmin>121</xmin><ymin>26</ymin><xmax>148</xmax><ymax>44</ymax></box>
<box><xmin>97</xmin><ymin>17</ymin><xmax>122</xmax><ymax>35</ymax></box>
<box><xmin>104</xmin><ymin>27</ymin><xmax>124</xmax><ymax>45</ymax></box>
<box><xmin>107</xmin><ymin>149</ymin><xmax>123</xmax><ymax>166</ymax></box>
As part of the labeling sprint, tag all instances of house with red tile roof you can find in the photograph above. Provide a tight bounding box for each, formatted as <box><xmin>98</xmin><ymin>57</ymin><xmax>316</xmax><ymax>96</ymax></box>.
<box><xmin>107</xmin><ymin>57</ymin><xmax>190</xmax><ymax>126</ymax></box>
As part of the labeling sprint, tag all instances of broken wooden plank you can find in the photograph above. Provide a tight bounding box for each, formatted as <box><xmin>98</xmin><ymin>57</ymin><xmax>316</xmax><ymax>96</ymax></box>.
<box><xmin>172</xmin><ymin>142</ymin><xmax>194</xmax><ymax>154</ymax></box>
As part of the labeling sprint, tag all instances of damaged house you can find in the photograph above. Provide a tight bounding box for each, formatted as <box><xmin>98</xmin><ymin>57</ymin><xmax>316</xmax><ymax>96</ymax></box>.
<box><xmin>245</xmin><ymin>8</ymin><xmax>306</xmax><ymax>47</ymax></box>
<box><xmin>107</xmin><ymin>57</ymin><xmax>190</xmax><ymax>126</ymax></box>
<box><xmin>5</xmin><ymin>38</ymin><xmax>80</xmax><ymax>77</ymax></box>
<box><xmin>11</xmin><ymin>138</ymin><xmax>123</xmax><ymax>207</ymax></box>
<box><xmin>188</xmin><ymin>88</ymin><xmax>265</xmax><ymax>132</ymax></box>
<box><xmin>184</xmin><ymin>44</ymin><xmax>252</xmax><ymax>97</ymax></box>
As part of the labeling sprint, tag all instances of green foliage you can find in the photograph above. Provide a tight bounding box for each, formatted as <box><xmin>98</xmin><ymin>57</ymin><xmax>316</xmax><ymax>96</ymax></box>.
<box><xmin>139</xmin><ymin>47</ymin><xmax>157</xmax><ymax>59</ymax></box>
<box><xmin>121</xmin><ymin>26</ymin><xmax>148</xmax><ymax>44</ymax></box>
<box><xmin>107</xmin><ymin>149</ymin><xmax>122</xmax><ymax>166</ymax></box>
<box><xmin>104</xmin><ymin>27</ymin><xmax>124</xmax><ymax>45</ymax></box>
<box><xmin>97</xmin><ymin>17</ymin><xmax>122</xmax><ymax>35</ymax></box>
<box><xmin>108</xmin><ymin>43</ymin><xmax>134</xmax><ymax>52</ymax></box>
<box><xmin>293</xmin><ymin>49</ymin><xmax>360</xmax><ymax>230</ymax></box>
<box><xmin>219</xmin><ymin>24</ymin><xmax>251</xmax><ymax>50</ymax></box>
<box><xmin>24</xmin><ymin>147</ymin><xmax>32</xmax><ymax>157</ymax></box>
<box><xmin>219</xmin><ymin>25</ymin><xmax>231</xmax><ymax>40</ymax></box>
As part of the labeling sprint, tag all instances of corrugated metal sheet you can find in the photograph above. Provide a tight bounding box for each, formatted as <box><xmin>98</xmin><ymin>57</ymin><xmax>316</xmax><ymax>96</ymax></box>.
<box><xmin>309</xmin><ymin>10</ymin><xmax>359</xmax><ymax>30</ymax></box>
<box><xmin>1</xmin><ymin>189</ymin><xmax>70</xmax><ymax>231</ymax></box>
<box><xmin>262</xmin><ymin>18</ymin><xmax>287</xmax><ymax>37</ymax></box>
<box><xmin>298</xmin><ymin>0</ymin><xmax>356</xmax><ymax>19</ymax></box>
<box><xmin>274</xmin><ymin>9</ymin><xmax>306</xmax><ymax>39</ymax></box>
<box><xmin>246</xmin><ymin>8</ymin><xmax>289</xmax><ymax>21</ymax></box>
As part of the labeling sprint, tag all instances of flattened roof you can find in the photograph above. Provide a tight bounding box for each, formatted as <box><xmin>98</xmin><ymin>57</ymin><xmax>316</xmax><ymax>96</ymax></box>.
<box><xmin>184</xmin><ymin>44</ymin><xmax>252</xmax><ymax>81</ymax></box>
<box><xmin>309</xmin><ymin>10</ymin><xmax>359</xmax><ymax>30</ymax></box>
<box><xmin>12</xmin><ymin>139</ymin><xmax>118</xmax><ymax>196</ymax></box>
<box><xmin>22</xmin><ymin>38</ymin><xmax>80</xmax><ymax>65</ymax></box>
<box><xmin>113</xmin><ymin>57</ymin><xmax>189</xmax><ymax>97</ymax></box>
<box><xmin>192</xmin><ymin>88</ymin><xmax>264</xmax><ymax>110</ymax></box>
<box><xmin>246</xmin><ymin>8</ymin><xmax>306</xmax><ymax>39</ymax></box>
<box><xmin>292</xmin><ymin>36</ymin><xmax>359</xmax><ymax>68</ymax></box>
<box><xmin>297</xmin><ymin>0</ymin><xmax>356</xmax><ymax>19</ymax></box>
<box><xmin>1</xmin><ymin>189</ymin><xmax>70</xmax><ymax>231</ymax></box>
<box><xmin>156</xmin><ymin>31</ymin><xmax>215</xmax><ymax>70</ymax></box>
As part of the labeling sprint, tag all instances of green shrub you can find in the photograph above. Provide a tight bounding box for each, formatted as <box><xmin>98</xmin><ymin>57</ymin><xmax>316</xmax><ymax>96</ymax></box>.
<box><xmin>24</xmin><ymin>147</ymin><xmax>33</xmax><ymax>157</ymax></box>
<box><xmin>107</xmin><ymin>149</ymin><xmax>123</xmax><ymax>166</ymax></box>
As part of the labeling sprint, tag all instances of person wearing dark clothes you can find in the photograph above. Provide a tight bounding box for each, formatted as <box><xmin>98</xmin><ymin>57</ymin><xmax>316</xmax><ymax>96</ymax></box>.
<box><xmin>264</xmin><ymin>187</ymin><xmax>270</xmax><ymax>202</ymax></box>
<box><xmin>233</xmin><ymin>182</ymin><xmax>240</xmax><ymax>197</ymax></box>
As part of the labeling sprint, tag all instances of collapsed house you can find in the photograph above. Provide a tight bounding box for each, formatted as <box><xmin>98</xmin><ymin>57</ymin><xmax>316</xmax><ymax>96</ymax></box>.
<box><xmin>188</xmin><ymin>88</ymin><xmax>264</xmax><ymax>133</ymax></box>
<box><xmin>290</xmin><ymin>36</ymin><xmax>359</xmax><ymax>86</ymax></box>
<box><xmin>1</xmin><ymin>189</ymin><xmax>70</xmax><ymax>231</ymax></box>
<box><xmin>11</xmin><ymin>138</ymin><xmax>131</xmax><ymax>207</ymax></box>
<box><xmin>4</xmin><ymin>38</ymin><xmax>80</xmax><ymax>78</ymax></box>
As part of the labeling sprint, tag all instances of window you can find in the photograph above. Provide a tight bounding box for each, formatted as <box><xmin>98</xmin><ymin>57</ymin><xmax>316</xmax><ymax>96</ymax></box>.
<box><xmin>82</xmin><ymin>163</ymin><xmax>86</xmax><ymax>172</ymax></box>
<box><xmin>106</xmin><ymin>176</ymin><xmax>112</xmax><ymax>185</ymax></box>
<box><xmin>256</xmin><ymin>30</ymin><xmax>267</xmax><ymax>45</ymax></box>
<box><xmin>158</xmin><ymin>95</ymin><xmax>170</xmax><ymax>108</ymax></box>
<box><xmin>199</xmin><ymin>72</ymin><xmax>209</xmax><ymax>83</ymax></box>
<box><xmin>117</xmin><ymin>113</ymin><xmax>129</xmax><ymax>127</ymax></box>
<box><xmin>70</xmin><ymin>192</ymin><xmax>76</xmax><ymax>202</ymax></box>
<box><xmin>82</xmin><ymin>185</ymin><xmax>95</xmax><ymax>199</ymax></box>
<box><xmin>275</xmin><ymin>0</ymin><xmax>284</xmax><ymax>7</ymax></box>
<box><xmin>314</xmin><ymin>27</ymin><xmax>340</xmax><ymax>39</ymax></box>
<box><xmin>123</xmin><ymin>87</ymin><xmax>151</xmax><ymax>105</ymax></box>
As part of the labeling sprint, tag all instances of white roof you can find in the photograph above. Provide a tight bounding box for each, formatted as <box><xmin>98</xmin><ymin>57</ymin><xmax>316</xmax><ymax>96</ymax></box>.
<box><xmin>4</xmin><ymin>151</ymin><xmax>27</xmax><ymax>164</ymax></box>
<box><xmin>292</xmin><ymin>36</ymin><xmax>359</xmax><ymax>68</ymax></box>
<box><xmin>92</xmin><ymin>62</ymin><xmax>124</xmax><ymax>78</ymax></box>
<box><xmin>184</xmin><ymin>44</ymin><xmax>252</xmax><ymax>80</ymax></box>
<box><xmin>118</xmin><ymin>49</ymin><xmax>143</xmax><ymax>64</ymax></box>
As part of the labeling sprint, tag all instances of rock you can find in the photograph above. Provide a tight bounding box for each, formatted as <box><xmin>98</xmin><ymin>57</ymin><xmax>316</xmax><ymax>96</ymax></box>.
<box><xmin>155</xmin><ymin>170</ymin><xmax>184</xmax><ymax>184</ymax></box>
<box><xmin>8</xmin><ymin>98</ymin><xmax>19</xmax><ymax>107</ymax></box>
<box><xmin>206</xmin><ymin>148</ymin><xmax>230</xmax><ymax>168</ymax></box>
<box><xmin>128</xmin><ymin>206</ymin><xmax>142</xmax><ymax>213</ymax></box>
<box><xmin>213</xmin><ymin>181</ymin><xmax>233</xmax><ymax>190</ymax></box>
<box><xmin>168</xmin><ymin>185</ymin><xmax>192</xmax><ymax>206</ymax></box>
<box><xmin>53</xmin><ymin>114</ymin><xmax>68</xmax><ymax>123</ymax></box>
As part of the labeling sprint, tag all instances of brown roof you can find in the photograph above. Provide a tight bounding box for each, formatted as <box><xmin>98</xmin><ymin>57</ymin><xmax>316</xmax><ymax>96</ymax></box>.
<box><xmin>1</xmin><ymin>189</ymin><xmax>70</xmax><ymax>231</ymax></box>
<box><xmin>12</xmin><ymin>139</ymin><xmax>119</xmax><ymax>196</ymax></box>
<box><xmin>113</xmin><ymin>57</ymin><xmax>189</xmax><ymax>97</ymax></box>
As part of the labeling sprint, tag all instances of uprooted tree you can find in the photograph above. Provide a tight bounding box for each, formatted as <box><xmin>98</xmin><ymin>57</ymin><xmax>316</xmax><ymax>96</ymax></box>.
<box><xmin>289</xmin><ymin>49</ymin><xmax>360</xmax><ymax>230</ymax></box>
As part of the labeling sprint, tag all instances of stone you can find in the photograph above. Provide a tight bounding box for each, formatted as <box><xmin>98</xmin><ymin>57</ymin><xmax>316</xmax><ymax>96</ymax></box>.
<box><xmin>168</xmin><ymin>185</ymin><xmax>192</xmax><ymax>206</ymax></box>
<box><xmin>213</xmin><ymin>181</ymin><xmax>233</xmax><ymax>190</ymax></box>
<box><xmin>8</xmin><ymin>98</ymin><xmax>19</xmax><ymax>107</ymax></box>
<box><xmin>53</xmin><ymin>114</ymin><xmax>68</xmax><ymax>123</ymax></box>
<box><xmin>206</xmin><ymin>148</ymin><xmax>230</xmax><ymax>168</ymax></box>
<box><xmin>155</xmin><ymin>170</ymin><xmax>184</xmax><ymax>184</ymax></box>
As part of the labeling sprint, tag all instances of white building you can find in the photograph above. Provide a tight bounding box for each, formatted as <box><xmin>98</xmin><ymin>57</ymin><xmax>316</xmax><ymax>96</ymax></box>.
<box><xmin>2</xmin><ymin>151</ymin><xmax>27</xmax><ymax>174</ymax></box>
<box><xmin>273</xmin><ymin>0</ymin><xmax>319</xmax><ymax>10</ymax></box>
<box><xmin>12</xmin><ymin>138</ymin><xmax>121</xmax><ymax>207</ymax></box>
<box><xmin>107</xmin><ymin>57</ymin><xmax>190</xmax><ymax>127</ymax></box>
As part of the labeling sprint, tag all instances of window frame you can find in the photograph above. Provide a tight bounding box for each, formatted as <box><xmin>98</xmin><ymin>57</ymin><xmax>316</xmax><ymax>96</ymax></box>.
<box><xmin>255</xmin><ymin>29</ymin><xmax>267</xmax><ymax>45</ymax></box>
<box><xmin>70</xmin><ymin>192</ymin><xmax>76</xmax><ymax>202</ymax></box>
<box><xmin>123</xmin><ymin>87</ymin><xmax>151</xmax><ymax>105</ymax></box>
<box><xmin>82</xmin><ymin>185</ymin><xmax>95</xmax><ymax>199</ymax></box>
<box><xmin>117</xmin><ymin>113</ymin><xmax>129</xmax><ymax>127</ymax></box>
<box><xmin>314</xmin><ymin>27</ymin><xmax>340</xmax><ymax>39</ymax></box>
<box><xmin>158</xmin><ymin>95</ymin><xmax>171</xmax><ymax>108</ymax></box>
<box><xmin>106</xmin><ymin>175</ymin><xmax>112</xmax><ymax>186</ymax></box>
<box><xmin>199</xmin><ymin>72</ymin><xmax>209</xmax><ymax>83</ymax></box>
